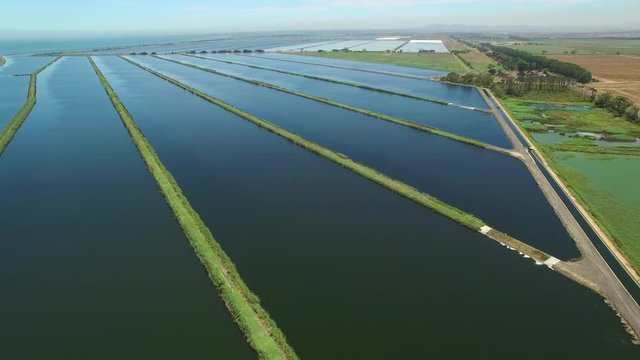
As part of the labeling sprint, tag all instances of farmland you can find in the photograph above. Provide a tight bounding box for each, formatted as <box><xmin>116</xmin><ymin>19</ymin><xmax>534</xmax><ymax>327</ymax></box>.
<box><xmin>2</xmin><ymin>50</ymin><xmax>640</xmax><ymax>358</ymax></box>
<box><xmin>443</xmin><ymin>37</ymin><xmax>500</xmax><ymax>72</ymax></box>
<box><xmin>504</xmin><ymin>38</ymin><xmax>640</xmax><ymax>56</ymax></box>
<box><xmin>291</xmin><ymin>51</ymin><xmax>466</xmax><ymax>72</ymax></box>
<box><xmin>551</xmin><ymin>55</ymin><xmax>640</xmax><ymax>104</ymax></box>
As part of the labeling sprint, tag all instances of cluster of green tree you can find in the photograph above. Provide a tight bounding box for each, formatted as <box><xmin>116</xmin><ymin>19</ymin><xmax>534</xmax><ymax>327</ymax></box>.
<box><xmin>442</xmin><ymin>71</ymin><xmax>572</xmax><ymax>97</ymax></box>
<box><xmin>451</xmin><ymin>50</ymin><xmax>474</xmax><ymax>69</ymax></box>
<box><xmin>442</xmin><ymin>72</ymin><xmax>494</xmax><ymax>87</ymax></box>
<box><xmin>595</xmin><ymin>92</ymin><xmax>639</xmax><ymax>122</ymax></box>
<box><xmin>482</xmin><ymin>44</ymin><xmax>592</xmax><ymax>83</ymax></box>
<box><xmin>502</xmin><ymin>75</ymin><xmax>574</xmax><ymax>96</ymax></box>
<box><xmin>129</xmin><ymin>52</ymin><xmax>156</xmax><ymax>55</ymax></box>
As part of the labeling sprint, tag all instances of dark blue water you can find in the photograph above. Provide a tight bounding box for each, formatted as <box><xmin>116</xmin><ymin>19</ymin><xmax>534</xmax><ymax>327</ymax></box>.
<box><xmin>98</xmin><ymin>55</ymin><xmax>640</xmax><ymax>359</ymax></box>
<box><xmin>0</xmin><ymin>56</ymin><xmax>252</xmax><ymax>359</ymax></box>
<box><xmin>0</xmin><ymin>56</ymin><xmax>55</xmax><ymax>75</ymax></box>
<box><xmin>262</xmin><ymin>52</ymin><xmax>447</xmax><ymax>77</ymax></box>
<box><xmin>0</xmin><ymin>75</ymin><xmax>29</xmax><ymax>129</ymax></box>
<box><xmin>131</xmin><ymin>55</ymin><xmax>581</xmax><ymax>261</ymax></box>
<box><xmin>222</xmin><ymin>53</ymin><xmax>489</xmax><ymax>109</ymax></box>
<box><xmin>168</xmin><ymin>54</ymin><xmax>511</xmax><ymax>148</ymax></box>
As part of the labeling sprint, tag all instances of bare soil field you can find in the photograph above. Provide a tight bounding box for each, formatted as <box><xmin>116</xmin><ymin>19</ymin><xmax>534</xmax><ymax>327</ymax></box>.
<box><xmin>551</xmin><ymin>55</ymin><xmax>640</xmax><ymax>103</ymax></box>
<box><xmin>443</xmin><ymin>37</ymin><xmax>498</xmax><ymax>72</ymax></box>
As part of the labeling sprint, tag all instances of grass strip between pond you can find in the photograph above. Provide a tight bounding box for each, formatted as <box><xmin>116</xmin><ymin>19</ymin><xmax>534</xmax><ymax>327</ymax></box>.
<box><xmin>122</xmin><ymin>55</ymin><xmax>486</xmax><ymax>231</ymax></box>
<box><xmin>187</xmin><ymin>54</ymin><xmax>491</xmax><ymax>112</ymax></box>
<box><xmin>0</xmin><ymin>57</ymin><xmax>61</xmax><ymax>156</ymax></box>
<box><xmin>158</xmin><ymin>55</ymin><xmax>515</xmax><ymax>157</ymax></box>
<box><xmin>89</xmin><ymin>57</ymin><xmax>297</xmax><ymax>360</ymax></box>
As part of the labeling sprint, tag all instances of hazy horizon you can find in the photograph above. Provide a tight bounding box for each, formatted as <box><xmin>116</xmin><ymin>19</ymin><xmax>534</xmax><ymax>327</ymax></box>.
<box><xmin>1</xmin><ymin>0</ymin><xmax>639</xmax><ymax>40</ymax></box>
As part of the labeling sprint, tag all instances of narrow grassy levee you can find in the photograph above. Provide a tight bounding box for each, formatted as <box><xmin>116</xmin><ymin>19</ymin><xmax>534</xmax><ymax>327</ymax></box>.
<box><xmin>186</xmin><ymin>54</ymin><xmax>474</xmax><ymax>108</ymax></box>
<box><xmin>89</xmin><ymin>57</ymin><xmax>297</xmax><ymax>360</ymax></box>
<box><xmin>0</xmin><ymin>57</ymin><xmax>60</xmax><ymax>156</ymax></box>
<box><xmin>157</xmin><ymin>56</ymin><xmax>514</xmax><ymax>157</ymax></box>
<box><xmin>123</xmin><ymin>56</ymin><xmax>486</xmax><ymax>231</ymax></box>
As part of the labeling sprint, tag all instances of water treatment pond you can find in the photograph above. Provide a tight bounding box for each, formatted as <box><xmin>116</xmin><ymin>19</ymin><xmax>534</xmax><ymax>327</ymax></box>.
<box><xmin>212</xmin><ymin>53</ymin><xmax>489</xmax><ymax>109</ymax></box>
<box><xmin>95</xmin><ymin>56</ymin><xmax>640</xmax><ymax>359</ymax></box>
<box><xmin>0</xmin><ymin>57</ymin><xmax>252</xmax><ymax>359</ymax></box>
<box><xmin>167</xmin><ymin>54</ymin><xmax>510</xmax><ymax>148</ymax></box>
<box><xmin>131</xmin><ymin>55</ymin><xmax>580</xmax><ymax>260</ymax></box>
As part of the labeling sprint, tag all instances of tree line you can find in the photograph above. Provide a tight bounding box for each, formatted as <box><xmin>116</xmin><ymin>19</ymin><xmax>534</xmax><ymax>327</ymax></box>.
<box><xmin>595</xmin><ymin>92</ymin><xmax>639</xmax><ymax>123</ymax></box>
<box><xmin>442</xmin><ymin>72</ymin><xmax>573</xmax><ymax>97</ymax></box>
<box><xmin>481</xmin><ymin>44</ymin><xmax>592</xmax><ymax>83</ymax></box>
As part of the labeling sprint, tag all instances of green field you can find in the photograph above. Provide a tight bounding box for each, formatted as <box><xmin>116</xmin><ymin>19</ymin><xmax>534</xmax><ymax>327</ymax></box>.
<box><xmin>505</xmin><ymin>38</ymin><xmax>640</xmax><ymax>55</ymax></box>
<box><xmin>291</xmin><ymin>51</ymin><xmax>466</xmax><ymax>72</ymax></box>
<box><xmin>502</xmin><ymin>94</ymin><xmax>640</xmax><ymax>143</ymax></box>
<box><xmin>551</xmin><ymin>152</ymin><xmax>640</xmax><ymax>272</ymax></box>
<box><xmin>501</xmin><ymin>90</ymin><xmax>640</xmax><ymax>275</ymax></box>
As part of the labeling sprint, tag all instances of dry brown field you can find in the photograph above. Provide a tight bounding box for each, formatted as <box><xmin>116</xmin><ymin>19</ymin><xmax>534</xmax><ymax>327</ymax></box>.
<box><xmin>551</xmin><ymin>55</ymin><xmax>640</xmax><ymax>103</ymax></box>
<box><xmin>442</xmin><ymin>37</ymin><xmax>498</xmax><ymax>71</ymax></box>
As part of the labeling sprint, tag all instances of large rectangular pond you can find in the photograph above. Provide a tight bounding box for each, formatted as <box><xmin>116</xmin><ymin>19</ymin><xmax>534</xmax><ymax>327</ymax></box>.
<box><xmin>130</xmin><ymin>55</ymin><xmax>580</xmax><ymax>260</ymax></box>
<box><xmin>96</xmin><ymin>55</ymin><xmax>640</xmax><ymax>359</ymax></box>
<box><xmin>235</xmin><ymin>53</ymin><xmax>489</xmax><ymax>109</ymax></box>
<box><xmin>167</xmin><ymin>54</ymin><xmax>511</xmax><ymax>148</ymax></box>
<box><xmin>0</xmin><ymin>57</ymin><xmax>252</xmax><ymax>358</ymax></box>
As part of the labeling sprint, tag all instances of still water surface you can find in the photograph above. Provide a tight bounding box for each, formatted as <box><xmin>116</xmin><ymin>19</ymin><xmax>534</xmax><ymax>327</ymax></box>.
<box><xmin>131</xmin><ymin>55</ymin><xmax>581</xmax><ymax>260</ymax></box>
<box><xmin>0</xmin><ymin>57</ymin><xmax>252</xmax><ymax>359</ymax></box>
<box><xmin>172</xmin><ymin>54</ymin><xmax>510</xmax><ymax>148</ymax></box>
<box><xmin>100</xmin><ymin>56</ymin><xmax>640</xmax><ymax>359</ymax></box>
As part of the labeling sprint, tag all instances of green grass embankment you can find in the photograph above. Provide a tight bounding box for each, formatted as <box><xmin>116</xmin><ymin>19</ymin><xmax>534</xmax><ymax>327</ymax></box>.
<box><xmin>0</xmin><ymin>57</ymin><xmax>60</xmax><ymax>156</ymax></box>
<box><xmin>188</xmin><ymin>54</ymin><xmax>457</xmax><ymax>107</ymax></box>
<box><xmin>158</xmin><ymin>56</ymin><xmax>513</xmax><ymax>156</ymax></box>
<box><xmin>89</xmin><ymin>57</ymin><xmax>297</xmax><ymax>360</ymax></box>
<box><xmin>123</xmin><ymin>56</ymin><xmax>486</xmax><ymax>231</ymax></box>
<box><xmin>286</xmin><ymin>51</ymin><xmax>466</xmax><ymax>73</ymax></box>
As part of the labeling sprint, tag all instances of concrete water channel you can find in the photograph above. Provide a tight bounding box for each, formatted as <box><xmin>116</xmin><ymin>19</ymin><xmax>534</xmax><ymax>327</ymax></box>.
<box><xmin>1</xmin><ymin>53</ymin><xmax>639</xmax><ymax>358</ymax></box>
<box><xmin>482</xmin><ymin>89</ymin><xmax>640</xmax><ymax>345</ymax></box>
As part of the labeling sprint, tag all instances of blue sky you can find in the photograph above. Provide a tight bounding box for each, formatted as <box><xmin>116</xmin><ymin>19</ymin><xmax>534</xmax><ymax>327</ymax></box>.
<box><xmin>1</xmin><ymin>0</ymin><xmax>638</xmax><ymax>37</ymax></box>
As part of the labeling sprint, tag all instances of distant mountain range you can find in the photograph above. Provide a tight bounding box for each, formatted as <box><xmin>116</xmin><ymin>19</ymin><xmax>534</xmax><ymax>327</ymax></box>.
<box><xmin>416</xmin><ymin>23</ymin><xmax>640</xmax><ymax>35</ymax></box>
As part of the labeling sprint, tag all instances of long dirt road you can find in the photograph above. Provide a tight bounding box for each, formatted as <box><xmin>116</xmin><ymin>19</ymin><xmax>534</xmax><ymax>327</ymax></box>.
<box><xmin>480</xmin><ymin>88</ymin><xmax>640</xmax><ymax>343</ymax></box>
